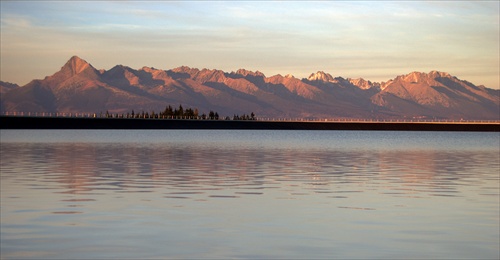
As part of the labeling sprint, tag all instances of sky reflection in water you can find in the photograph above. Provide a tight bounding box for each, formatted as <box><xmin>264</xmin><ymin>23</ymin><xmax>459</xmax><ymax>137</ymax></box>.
<box><xmin>1</xmin><ymin>130</ymin><xmax>499</xmax><ymax>259</ymax></box>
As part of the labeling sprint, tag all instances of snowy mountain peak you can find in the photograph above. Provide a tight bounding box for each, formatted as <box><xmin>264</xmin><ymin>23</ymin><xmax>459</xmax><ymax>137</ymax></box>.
<box><xmin>307</xmin><ymin>71</ymin><xmax>334</xmax><ymax>82</ymax></box>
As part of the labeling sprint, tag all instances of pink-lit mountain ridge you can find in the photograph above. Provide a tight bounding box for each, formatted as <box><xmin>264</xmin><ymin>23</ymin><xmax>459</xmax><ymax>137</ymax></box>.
<box><xmin>1</xmin><ymin>56</ymin><xmax>498</xmax><ymax>119</ymax></box>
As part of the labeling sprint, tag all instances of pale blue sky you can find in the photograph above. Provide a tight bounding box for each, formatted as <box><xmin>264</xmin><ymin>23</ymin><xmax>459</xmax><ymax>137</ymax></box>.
<box><xmin>1</xmin><ymin>1</ymin><xmax>499</xmax><ymax>89</ymax></box>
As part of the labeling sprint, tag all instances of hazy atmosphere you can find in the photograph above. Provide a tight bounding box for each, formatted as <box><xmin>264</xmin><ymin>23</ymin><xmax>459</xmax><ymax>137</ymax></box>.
<box><xmin>1</xmin><ymin>2</ymin><xmax>499</xmax><ymax>259</ymax></box>
<box><xmin>1</xmin><ymin>1</ymin><xmax>498</xmax><ymax>89</ymax></box>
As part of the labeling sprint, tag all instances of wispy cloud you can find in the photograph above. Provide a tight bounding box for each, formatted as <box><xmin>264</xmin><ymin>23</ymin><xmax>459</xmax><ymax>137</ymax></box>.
<box><xmin>0</xmin><ymin>1</ymin><xmax>498</xmax><ymax>88</ymax></box>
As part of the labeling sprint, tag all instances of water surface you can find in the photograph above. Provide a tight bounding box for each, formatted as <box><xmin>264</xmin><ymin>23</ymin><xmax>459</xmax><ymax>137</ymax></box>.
<box><xmin>1</xmin><ymin>130</ymin><xmax>499</xmax><ymax>259</ymax></box>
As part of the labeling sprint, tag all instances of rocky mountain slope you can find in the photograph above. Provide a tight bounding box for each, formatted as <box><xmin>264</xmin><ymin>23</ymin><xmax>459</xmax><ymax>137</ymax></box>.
<box><xmin>1</xmin><ymin>56</ymin><xmax>498</xmax><ymax>119</ymax></box>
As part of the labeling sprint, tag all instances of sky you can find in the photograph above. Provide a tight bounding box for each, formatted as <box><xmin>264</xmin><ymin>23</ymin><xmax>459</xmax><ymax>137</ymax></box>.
<box><xmin>1</xmin><ymin>1</ymin><xmax>499</xmax><ymax>89</ymax></box>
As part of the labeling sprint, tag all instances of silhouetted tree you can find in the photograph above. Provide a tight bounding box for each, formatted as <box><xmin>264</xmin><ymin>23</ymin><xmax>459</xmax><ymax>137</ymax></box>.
<box><xmin>178</xmin><ymin>105</ymin><xmax>184</xmax><ymax>118</ymax></box>
<box><xmin>231</xmin><ymin>113</ymin><xmax>256</xmax><ymax>120</ymax></box>
<box><xmin>122</xmin><ymin>104</ymin><xmax>256</xmax><ymax>121</ymax></box>
<box><xmin>162</xmin><ymin>105</ymin><xmax>173</xmax><ymax>118</ymax></box>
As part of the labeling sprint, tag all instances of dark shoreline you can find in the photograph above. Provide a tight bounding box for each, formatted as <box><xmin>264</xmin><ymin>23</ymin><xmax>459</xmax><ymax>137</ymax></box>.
<box><xmin>1</xmin><ymin>116</ymin><xmax>499</xmax><ymax>131</ymax></box>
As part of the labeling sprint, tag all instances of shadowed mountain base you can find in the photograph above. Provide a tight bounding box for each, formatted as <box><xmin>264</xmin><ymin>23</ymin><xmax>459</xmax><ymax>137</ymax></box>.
<box><xmin>2</xmin><ymin>56</ymin><xmax>499</xmax><ymax>120</ymax></box>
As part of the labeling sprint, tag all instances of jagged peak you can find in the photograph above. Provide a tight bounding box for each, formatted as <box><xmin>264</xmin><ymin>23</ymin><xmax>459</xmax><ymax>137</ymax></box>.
<box><xmin>109</xmin><ymin>64</ymin><xmax>132</xmax><ymax>71</ymax></box>
<box><xmin>138</xmin><ymin>66</ymin><xmax>170</xmax><ymax>82</ymax></box>
<box><xmin>185</xmin><ymin>68</ymin><xmax>227</xmax><ymax>83</ymax></box>
<box><xmin>307</xmin><ymin>71</ymin><xmax>334</xmax><ymax>82</ymax></box>
<box><xmin>196</xmin><ymin>68</ymin><xmax>226</xmax><ymax>79</ymax></box>
<box><xmin>235</xmin><ymin>69</ymin><xmax>266</xmax><ymax>78</ymax></box>
<box><xmin>429</xmin><ymin>70</ymin><xmax>451</xmax><ymax>78</ymax></box>
<box><xmin>381</xmin><ymin>70</ymin><xmax>459</xmax><ymax>91</ymax></box>
<box><xmin>348</xmin><ymin>77</ymin><xmax>369</xmax><ymax>84</ymax></box>
<box><xmin>348</xmin><ymin>78</ymin><xmax>380</xmax><ymax>90</ymax></box>
<box><xmin>200</xmin><ymin>68</ymin><xmax>225</xmax><ymax>74</ymax></box>
<box><xmin>140</xmin><ymin>66</ymin><xmax>162</xmax><ymax>73</ymax></box>
<box><xmin>380</xmin><ymin>80</ymin><xmax>393</xmax><ymax>90</ymax></box>
<box><xmin>269</xmin><ymin>73</ymin><xmax>296</xmax><ymax>80</ymax></box>
<box><xmin>333</xmin><ymin>76</ymin><xmax>347</xmax><ymax>82</ymax></box>
<box><xmin>171</xmin><ymin>65</ymin><xmax>198</xmax><ymax>74</ymax></box>
<box><xmin>68</xmin><ymin>55</ymin><xmax>86</xmax><ymax>63</ymax></box>
<box><xmin>401</xmin><ymin>71</ymin><xmax>453</xmax><ymax>81</ymax></box>
<box><xmin>0</xmin><ymin>81</ymin><xmax>19</xmax><ymax>93</ymax></box>
<box><xmin>103</xmin><ymin>65</ymin><xmax>139</xmax><ymax>80</ymax></box>
<box><xmin>0</xmin><ymin>80</ymin><xmax>19</xmax><ymax>88</ymax></box>
<box><xmin>63</xmin><ymin>56</ymin><xmax>93</xmax><ymax>75</ymax></box>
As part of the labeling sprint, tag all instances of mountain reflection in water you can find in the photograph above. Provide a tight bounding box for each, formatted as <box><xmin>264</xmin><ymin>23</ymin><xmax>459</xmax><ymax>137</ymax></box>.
<box><xmin>2</xmin><ymin>143</ymin><xmax>491</xmax><ymax>198</ymax></box>
<box><xmin>1</xmin><ymin>130</ymin><xmax>499</xmax><ymax>259</ymax></box>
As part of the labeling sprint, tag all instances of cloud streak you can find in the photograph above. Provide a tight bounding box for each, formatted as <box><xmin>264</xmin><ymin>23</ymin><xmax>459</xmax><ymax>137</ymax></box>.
<box><xmin>1</xmin><ymin>1</ymin><xmax>498</xmax><ymax>89</ymax></box>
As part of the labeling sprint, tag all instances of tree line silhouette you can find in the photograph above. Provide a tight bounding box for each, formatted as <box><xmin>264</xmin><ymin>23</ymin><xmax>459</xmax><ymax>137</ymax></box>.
<box><xmin>102</xmin><ymin>104</ymin><xmax>256</xmax><ymax>120</ymax></box>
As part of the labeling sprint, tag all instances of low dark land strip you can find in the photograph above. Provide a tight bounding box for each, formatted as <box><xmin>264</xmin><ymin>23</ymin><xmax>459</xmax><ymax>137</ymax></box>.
<box><xmin>1</xmin><ymin>116</ymin><xmax>499</xmax><ymax>131</ymax></box>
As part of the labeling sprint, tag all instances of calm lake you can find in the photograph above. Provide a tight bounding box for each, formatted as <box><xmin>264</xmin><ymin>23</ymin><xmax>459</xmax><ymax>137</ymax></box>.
<box><xmin>1</xmin><ymin>130</ymin><xmax>499</xmax><ymax>259</ymax></box>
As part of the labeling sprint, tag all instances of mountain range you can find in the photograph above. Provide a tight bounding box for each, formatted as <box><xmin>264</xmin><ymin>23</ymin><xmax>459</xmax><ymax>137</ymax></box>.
<box><xmin>1</xmin><ymin>56</ymin><xmax>498</xmax><ymax>120</ymax></box>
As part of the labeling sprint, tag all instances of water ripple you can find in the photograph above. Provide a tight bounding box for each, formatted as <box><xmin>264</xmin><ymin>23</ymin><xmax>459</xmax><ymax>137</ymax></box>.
<box><xmin>1</xmin><ymin>130</ymin><xmax>499</xmax><ymax>259</ymax></box>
